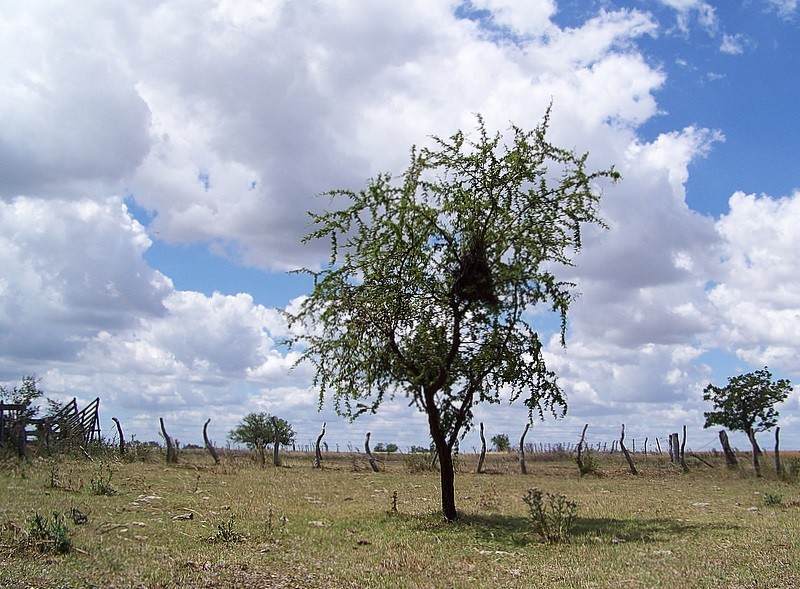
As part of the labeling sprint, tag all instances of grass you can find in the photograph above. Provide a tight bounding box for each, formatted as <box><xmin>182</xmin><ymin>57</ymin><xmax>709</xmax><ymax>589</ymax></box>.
<box><xmin>0</xmin><ymin>449</ymin><xmax>798</xmax><ymax>588</ymax></box>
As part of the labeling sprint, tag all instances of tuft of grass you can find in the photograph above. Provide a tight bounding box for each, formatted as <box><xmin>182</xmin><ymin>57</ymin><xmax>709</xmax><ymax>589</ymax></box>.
<box><xmin>26</xmin><ymin>510</ymin><xmax>72</xmax><ymax>554</ymax></box>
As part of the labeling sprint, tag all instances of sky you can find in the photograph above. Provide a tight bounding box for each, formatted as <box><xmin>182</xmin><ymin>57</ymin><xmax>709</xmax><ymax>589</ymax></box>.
<box><xmin>2</xmin><ymin>0</ymin><xmax>800</xmax><ymax>455</ymax></box>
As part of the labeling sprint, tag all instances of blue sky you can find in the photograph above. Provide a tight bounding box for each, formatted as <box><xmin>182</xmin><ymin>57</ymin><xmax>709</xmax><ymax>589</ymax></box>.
<box><xmin>2</xmin><ymin>0</ymin><xmax>799</xmax><ymax>454</ymax></box>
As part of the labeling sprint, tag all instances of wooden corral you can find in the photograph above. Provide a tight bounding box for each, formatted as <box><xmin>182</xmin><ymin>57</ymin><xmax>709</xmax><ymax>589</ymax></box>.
<box><xmin>0</xmin><ymin>397</ymin><xmax>101</xmax><ymax>458</ymax></box>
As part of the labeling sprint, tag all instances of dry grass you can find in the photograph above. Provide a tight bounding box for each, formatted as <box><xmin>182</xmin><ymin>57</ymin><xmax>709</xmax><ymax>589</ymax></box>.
<box><xmin>1</xmin><ymin>448</ymin><xmax>798</xmax><ymax>588</ymax></box>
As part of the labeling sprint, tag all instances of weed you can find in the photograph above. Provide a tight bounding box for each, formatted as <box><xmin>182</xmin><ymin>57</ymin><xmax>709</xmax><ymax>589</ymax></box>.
<box><xmin>89</xmin><ymin>461</ymin><xmax>116</xmax><ymax>495</ymax></box>
<box><xmin>764</xmin><ymin>492</ymin><xmax>783</xmax><ymax>507</ymax></box>
<box><xmin>27</xmin><ymin>511</ymin><xmax>72</xmax><ymax>554</ymax></box>
<box><xmin>523</xmin><ymin>487</ymin><xmax>577</xmax><ymax>544</ymax></box>
<box><xmin>208</xmin><ymin>516</ymin><xmax>245</xmax><ymax>543</ymax></box>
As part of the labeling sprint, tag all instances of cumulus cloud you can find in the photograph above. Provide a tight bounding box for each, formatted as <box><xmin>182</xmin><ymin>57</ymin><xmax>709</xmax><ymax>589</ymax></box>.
<box><xmin>710</xmin><ymin>191</ymin><xmax>800</xmax><ymax>370</ymax></box>
<box><xmin>1</xmin><ymin>1</ymin><xmax>797</xmax><ymax>449</ymax></box>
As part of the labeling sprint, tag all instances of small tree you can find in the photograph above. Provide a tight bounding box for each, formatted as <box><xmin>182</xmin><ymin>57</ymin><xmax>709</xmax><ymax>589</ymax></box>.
<box><xmin>491</xmin><ymin>433</ymin><xmax>510</xmax><ymax>452</ymax></box>
<box><xmin>288</xmin><ymin>108</ymin><xmax>618</xmax><ymax>520</ymax></box>
<box><xmin>228</xmin><ymin>413</ymin><xmax>296</xmax><ymax>467</ymax></box>
<box><xmin>703</xmin><ymin>366</ymin><xmax>792</xmax><ymax>477</ymax></box>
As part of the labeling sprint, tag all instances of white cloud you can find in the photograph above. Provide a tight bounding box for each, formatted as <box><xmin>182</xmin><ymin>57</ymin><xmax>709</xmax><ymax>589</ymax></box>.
<box><xmin>1</xmin><ymin>1</ymin><xmax>798</xmax><ymax>450</ymax></box>
<box><xmin>657</xmin><ymin>0</ymin><xmax>718</xmax><ymax>35</ymax></box>
<box><xmin>709</xmin><ymin>191</ymin><xmax>800</xmax><ymax>370</ymax></box>
<box><xmin>765</xmin><ymin>0</ymin><xmax>798</xmax><ymax>20</ymax></box>
<box><xmin>720</xmin><ymin>33</ymin><xmax>747</xmax><ymax>55</ymax></box>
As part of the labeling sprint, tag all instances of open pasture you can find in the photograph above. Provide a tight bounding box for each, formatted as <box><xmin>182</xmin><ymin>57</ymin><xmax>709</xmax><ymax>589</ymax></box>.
<box><xmin>1</xmin><ymin>449</ymin><xmax>798</xmax><ymax>588</ymax></box>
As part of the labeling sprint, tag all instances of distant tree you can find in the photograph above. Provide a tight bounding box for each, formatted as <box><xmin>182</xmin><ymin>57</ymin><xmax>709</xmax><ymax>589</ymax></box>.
<box><xmin>0</xmin><ymin>375</ymin><xmax>43</xmax><ymax>419</ymax></box>
<box><xmin>287</xmin><ymin>108</ymin><xmax>618</xmax><ymax>520</ymax></box>
<box><xmin>228</xmin><ymin>413</ymin><xmax>296</xmax><ymax>467</ymax></box>
<box><xmin>491</xmin><ymin>433</ymin><xmax>510</xmax><ymax>452</ymax></box>
<box><xmin>703</xmin><ymin>366</ymin><xmax>792</xmax><ymax>477</ymax></box>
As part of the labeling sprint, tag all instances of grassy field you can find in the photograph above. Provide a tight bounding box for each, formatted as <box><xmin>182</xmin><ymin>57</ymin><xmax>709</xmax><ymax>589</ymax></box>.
<box><xmin>1</xmin><ymin>448</ymin><xmax>798</xmax><ymax>588</ymax></box>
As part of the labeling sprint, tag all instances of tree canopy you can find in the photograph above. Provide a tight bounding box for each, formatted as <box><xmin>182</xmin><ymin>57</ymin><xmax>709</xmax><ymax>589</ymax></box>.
<box><xmin>228</xmin><ymin>412</ymin><xmax>296</xmax><ymax>466</ymax></box>
<box><xmin>288</xmin><ymin>108</ymin><xmax>618</xmax><ymax>520</ymax></box>
<box><xmin>703</xmin><ymin>366</ymin><xmax>791</xmax><ymax>435</ymax></box>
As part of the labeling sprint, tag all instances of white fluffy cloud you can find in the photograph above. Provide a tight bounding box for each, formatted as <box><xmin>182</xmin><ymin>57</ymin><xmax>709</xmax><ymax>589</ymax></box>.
<box><xmin>710</xmin><ymin>191</ymin><xmax>800</xmax><ymax>369</ymax></box>
<box><xmin>1</xmin><ymin>1</ymin><xmax>797</xmax><ymax>448</ymax></box>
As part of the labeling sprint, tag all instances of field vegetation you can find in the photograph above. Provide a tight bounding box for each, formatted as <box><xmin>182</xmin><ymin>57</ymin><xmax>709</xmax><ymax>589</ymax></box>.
<box><xmin>1</xmin><ymin>447</ymin><xmax>799</xmax><ymax>588</ymax></box>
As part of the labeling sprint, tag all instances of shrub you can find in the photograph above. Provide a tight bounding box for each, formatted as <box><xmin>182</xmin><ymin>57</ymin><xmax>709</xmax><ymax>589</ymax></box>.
<box><xmin>523</xmin><ymin>487</ymin><xmax>577</xmax><ymax>544</ymax></box>
<box><xmin>764</xmin><ymin>492</ymin><xmax>783</xmax><ymax>507</ymax></box>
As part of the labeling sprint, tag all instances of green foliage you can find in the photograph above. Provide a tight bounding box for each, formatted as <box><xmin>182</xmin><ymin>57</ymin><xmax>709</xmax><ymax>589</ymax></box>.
<box><xmin>287</xmin><ymin>108</ymin><xmax>618</xmax><ymax>520</ymax></box>
<box><xmin>703</xmin><ymin>367</ymin><xmax>792</xmax><ymax>436</ymax></box>
<box><xmin>27</xmin><ymin>510</ymin><xmax>72</xmax><ymax>554</ymax></box>
<box><xmin>491</xmin><ymin>433</ymin><xmax>510</xmax><ymax>452</ymax></box>
<box><xmin>763</xmin><ymin>492</ymin><xmax>783</xmax><ymax>507</ymax></box>
<box><xmin>228</xmin><ymin>413</ymin><xmax>296</xmax><ymax>465</ymax></box>
<box><xmin>523</xmin><ymin>487</ymin><xmax>577</xmax><ymax>544</ymax></box>
<box><xmin>89</xmin><ymin>461</ymin><xmax>116</xmax><ymax>495</ymax></box>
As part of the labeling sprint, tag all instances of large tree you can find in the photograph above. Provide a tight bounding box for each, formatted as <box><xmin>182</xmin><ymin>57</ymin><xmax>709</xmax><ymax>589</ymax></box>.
<box><xmin>703</xmin><ymin>366</ymin><xmax>791</xmax><ymax>477</ymax></box>
<box><xmin>288</xmin><ymin>109</ymin><xmax>618</xmax><ymax>520</ymax></box>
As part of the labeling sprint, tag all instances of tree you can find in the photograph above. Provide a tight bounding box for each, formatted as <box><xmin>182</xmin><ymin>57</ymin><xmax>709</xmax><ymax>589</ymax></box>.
<box><xmin>703</xmin><ymin>366</ymin><xmax>791</xmax><ymax>477</ymax></box>
<box><xmin>491</xmin><ymin>433</ymin><xmax>511</xmax><ymax>452</ymax></box>
<box><xmin>287</xmin><ymin>108</ymin><xmax>618</xmax><ymax>520</ymax></box>
<box><xmin>228</xmin><ymin>413</ymin><xmax>296</xmax><ymax>467</ymax></box>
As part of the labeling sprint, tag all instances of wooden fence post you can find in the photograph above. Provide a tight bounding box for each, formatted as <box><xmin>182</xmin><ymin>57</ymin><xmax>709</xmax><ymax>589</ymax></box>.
<box><xmin>518</xmin><ymin>423</ymin><xmax>530</xmax><ymax>475</ymax></box>
<box><xmin>203</xmin><ymin>419</ymin><xmax>221</xmax><ymax>464</ymax></box>
<box><xmin>476</xmin><ymin>423</ymin><xmax>487</xmax><ymax>474</ymax></box>
<box><xmin>620</xmin><ymin>424</ymin><xmax>638</xmax><ymax>475</ymax></box>
<box><xmin>112</xmin><ymin>417</ymin><xmax>126</xmax><ymax>456</ymax></box>
<box><xmin>159</xmin><ymin>418</ymin><xmax>178</xmax><ymax>464</ymax></box>
<box><xmin>364</xmin><ymin>432</ymin><xmax>379</xmax><ymax>472</ymax></box>
<box><xmin>314</xmin><ymin>422</ymin><xmax>326</xmax><ymax>469</ymax></box>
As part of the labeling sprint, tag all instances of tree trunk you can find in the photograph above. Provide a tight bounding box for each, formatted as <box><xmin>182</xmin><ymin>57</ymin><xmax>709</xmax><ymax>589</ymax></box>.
<box><xmin>476</xmin><ymin>422</ymin><xmax>486</xmax><ymax>474</ymax></box>
<box><xmin>718</xmin><ymin>430</ymin><xmax>738</xmax><ymax>468</ymax></box>
<box><xmin>364</xmin><ymin>432</ymin><xmax>379</xmax><ymax>472</ymax></box>
<box><xmin>518</xmin><ymin>423</ymin><xmax>530</xmax><ymax>475</ymax></box>
<box><xmin>112</xmin><ymin>417</ymin><xmax>126</xmax><ymax>456</ymax></box>
<box><xmin>159</xmin><ymin>418</ymin><xmax>177</xmax><ymax>464</ymax></box>
<box><xmin>620</xmin><ymin>424</ymin><xmax>638</xmax><ymax>475</ymax></box>
<box><xmin>774</xmin><ymin>426</ymin><xmax>782</xmax><ymax>478</ymax></box>
<box><xmin>271</xmin><ymin>416</ymin><xmax>282</xmax><ymax>467</ymax></box>
<box><xmin>203</xmin><ymin>418</ymin><xmax>221</xmax><ymax>465</ymax></box>
<box><xmin>747</xmin><ymin>428</ymin><xmax>761</xmax><ymax>477</ymax></box>
<box><xmin>314</xmin><ymin>422</ymin><xmax>326</xmax><ymax>469</ymax></box>
<box><xmin>437</xmin><ymin>442</ymin><xmax>457</xmax><ymax>522</ymax></box>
